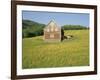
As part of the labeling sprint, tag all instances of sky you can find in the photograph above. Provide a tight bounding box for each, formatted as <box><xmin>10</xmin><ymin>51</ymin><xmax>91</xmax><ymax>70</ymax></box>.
<box><xmin>22</xmin><ymin>11</ymin><xmax>89</xmax><ymax>27</ymax></box>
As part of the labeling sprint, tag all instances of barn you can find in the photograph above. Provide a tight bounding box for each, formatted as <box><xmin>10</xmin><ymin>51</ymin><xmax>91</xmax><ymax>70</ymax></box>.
<box><xmin>44</xmin><ymin>20</ymin><xmax>63</xmax><ymax>42</ymax></box>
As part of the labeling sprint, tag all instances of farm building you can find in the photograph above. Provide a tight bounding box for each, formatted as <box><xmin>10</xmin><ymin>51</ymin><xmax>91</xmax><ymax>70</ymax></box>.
<box><xmin>44</xmin><ymin>20</ymin><xmax>64</xmax><ymax>42</ymax></box>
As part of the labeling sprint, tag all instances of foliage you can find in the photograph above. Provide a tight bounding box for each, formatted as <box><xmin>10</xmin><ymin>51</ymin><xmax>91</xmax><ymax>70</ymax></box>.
<box><xmin>22</xmin><ymin>30</ymin><xmax>89</xmax><ymax>68</ymax></box>
<box><xmin>62</xmin><ymin>25</ymin><xmax>88</xmax><ymax>30</ymax></box>
<box><xmin>22</xmin><ymin>20</ymin><xmax>45</xmax><ymax>38</ymax></box>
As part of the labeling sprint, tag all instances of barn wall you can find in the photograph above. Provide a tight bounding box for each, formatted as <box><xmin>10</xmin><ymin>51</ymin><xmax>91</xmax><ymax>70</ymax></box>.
<box><xmin>44</xmin><ymin>31</ymin><xmax>61</xmax><ymax>40</ymax></box>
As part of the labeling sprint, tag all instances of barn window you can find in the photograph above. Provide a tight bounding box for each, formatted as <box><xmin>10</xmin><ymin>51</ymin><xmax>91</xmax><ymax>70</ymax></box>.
<box><xmin>51</xmin><ymin>28</ymin><xmax>53</xmax><ymax>32</ymax></box>
<box><xmin>50</xmin><ymin>34</ymin><xmax>54</xmax><ymax>38</ymax></box>
<box><xmin>55</xmin><ymin>28</ymin><xmax>58</xmax><ymax>31</ymax></box>
<box><xmin>51</xmin><ymin>26</ymin><xmax>54</xmax><ymax>32</ymax></box>
<box><xmin>47</xmin><ymin>29</ymin><xmax>50</xmax><ymax>32</ymax></box>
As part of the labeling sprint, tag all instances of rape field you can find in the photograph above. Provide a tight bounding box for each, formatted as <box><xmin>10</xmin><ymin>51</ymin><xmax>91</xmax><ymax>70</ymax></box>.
<box><xmin>22</xmin><ymin>30</ymin><xmax>89</xmax><ymax>69</ymax></box>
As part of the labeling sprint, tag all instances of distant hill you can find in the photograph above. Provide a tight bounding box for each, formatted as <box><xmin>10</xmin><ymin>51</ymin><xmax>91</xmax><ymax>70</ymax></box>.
<box><xmin>22</xmin><ymin>20</ymin><xmax>45</xmax><ymax>38</ymax></box>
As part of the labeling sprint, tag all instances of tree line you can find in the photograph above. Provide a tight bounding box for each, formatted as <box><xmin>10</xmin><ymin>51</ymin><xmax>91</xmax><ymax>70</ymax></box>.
<box><xmin>22</xmin><ymin>20</ymin><xmax>89</xmax><ymax>38</ymax></box>
<box><xmin>62</xmin><ymin>25</ymin><xmax>88</xmax><ymax>30</ymax></box>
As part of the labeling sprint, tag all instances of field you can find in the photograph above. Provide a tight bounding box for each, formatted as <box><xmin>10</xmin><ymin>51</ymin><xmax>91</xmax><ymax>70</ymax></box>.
<box><xmin>22</xmin><ymin>30</ymin><xmax>89</xmax><ymax>69</ymax></box>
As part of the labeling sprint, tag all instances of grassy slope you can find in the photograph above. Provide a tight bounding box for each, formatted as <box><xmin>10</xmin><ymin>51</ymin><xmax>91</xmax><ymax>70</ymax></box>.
<box><xmin>22</xmin><ymin>30</ymin><xmax>89</xmax><ymax>69</ymax></box>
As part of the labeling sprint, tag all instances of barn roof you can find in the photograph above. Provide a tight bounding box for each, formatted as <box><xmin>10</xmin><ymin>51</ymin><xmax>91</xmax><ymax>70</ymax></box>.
<box><xmin>44</xmin><ymin>20</ymin><xmax>61</xmax><ymax>29</ymax></box>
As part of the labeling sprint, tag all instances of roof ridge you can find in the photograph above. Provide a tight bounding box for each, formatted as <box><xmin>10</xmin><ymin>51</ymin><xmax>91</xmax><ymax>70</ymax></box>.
<box><xmin>44</xmin><ymin>20</ymin><xmax>61</xmax><ymax>30</ymax></box>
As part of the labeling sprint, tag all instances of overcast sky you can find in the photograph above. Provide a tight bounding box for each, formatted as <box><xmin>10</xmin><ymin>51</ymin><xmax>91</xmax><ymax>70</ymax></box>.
<box><xmin>22</xmin><ymin>11</ymin><xmax>89</xmax><ymax>27</ymax></box>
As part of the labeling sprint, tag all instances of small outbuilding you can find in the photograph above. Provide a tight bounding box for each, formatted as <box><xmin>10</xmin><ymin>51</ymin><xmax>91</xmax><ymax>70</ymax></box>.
<box><xmin>43</xmin><ymin>20</ymin><xmax>62</xmax><ymax>42</ymax></box>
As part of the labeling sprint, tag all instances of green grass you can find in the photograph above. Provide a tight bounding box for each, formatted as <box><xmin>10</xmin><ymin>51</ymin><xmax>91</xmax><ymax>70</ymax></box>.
<box><xmin>22</xmin><ymin>30</ymin><xmax>89</xmax><ymax>69</ymax></box>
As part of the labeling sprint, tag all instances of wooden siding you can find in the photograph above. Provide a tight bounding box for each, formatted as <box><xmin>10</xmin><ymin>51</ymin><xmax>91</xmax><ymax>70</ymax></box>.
<box><xmin>44</xmin><ymin>31</ymin><xmax>61</xmax><ymax>39</ymax></box>
<box><xmin>43</xmin><ymin>20</ymin><xmax>61</xmax><ymax>41</ymax></box>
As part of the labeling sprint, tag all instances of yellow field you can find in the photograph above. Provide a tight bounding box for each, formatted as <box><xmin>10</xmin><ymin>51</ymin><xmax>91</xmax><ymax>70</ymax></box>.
<box><xmin>22</xmin><ymin>30</ymin><xmax>89</xmax><ymax>69</ymax></box>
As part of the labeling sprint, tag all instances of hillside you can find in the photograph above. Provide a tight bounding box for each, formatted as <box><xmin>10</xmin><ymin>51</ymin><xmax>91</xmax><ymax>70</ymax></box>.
<box><xmin>22</xmin><ymin>20</ymin><xmax>45</xmax><ymax>38</ymax></box>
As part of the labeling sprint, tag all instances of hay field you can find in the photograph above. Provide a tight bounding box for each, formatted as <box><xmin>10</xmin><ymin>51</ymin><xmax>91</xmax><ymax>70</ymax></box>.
<box><xmin>22</xmin><ymin>30</ymin><xmax>89</xmax><ymax>69</ymax></box>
